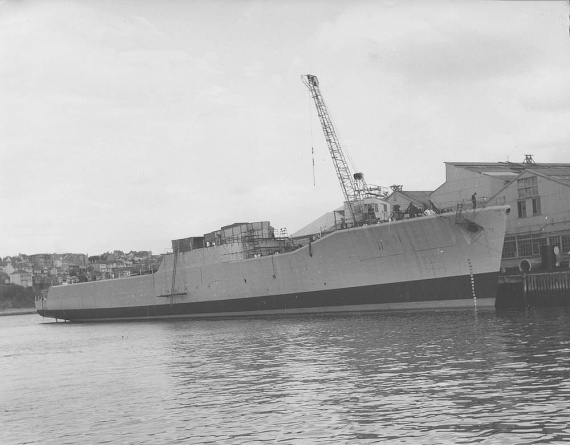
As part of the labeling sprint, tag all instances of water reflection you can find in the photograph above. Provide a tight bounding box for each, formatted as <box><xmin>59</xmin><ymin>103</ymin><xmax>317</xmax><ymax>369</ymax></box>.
<box><xmin>158</xmin><ymin>309</ymin><xmax>570</xmax><ymax>443</ymax></box>
<box><xmin>3</xmin><ymin>308</ymin><xmax>570</xmax><ymax>444</ymax></box>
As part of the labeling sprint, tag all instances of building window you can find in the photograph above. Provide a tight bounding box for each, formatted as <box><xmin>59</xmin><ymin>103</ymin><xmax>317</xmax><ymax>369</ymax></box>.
<box><xmin>532</xmin><ymin>197</ymin><xmax>541</xmax><ymax>216</ymax></box>
<box><xmin>517</xmin><ymin>200</ymin><xmax>527</xmax><ymax>218</ymax></box>
<box><xmin>562</xmin><ymin>235</ymin><xmax>570</xmax><ymax>253</ymax></box>
<box><xmin>549</xmin><ymin>236</ymin><xmax>560</xmax><ymax>249</ymax></box>
<box><xmin>517</xmin><ymin>234</ymin><xmax>532</xmax><ymax>257</ymax></box>
<box><xmin>517</xmin><ymin>194</ymin><xmax>540</xmax><ymax>218</ymax></box>
<box><xmin>503</xmin><ymin>236</ymin><xmax>517</xmax><ymax>258</ymax></box>
<box><xmin>517</xmin><ymin>234</ymin><xmax>546</xmax><ymax>257</ymax></box>
<box><xmin>517</xmin><ymin>176</ymin><xmax>538</xmax><ymax>199</ymax></box>
<box><xmin>508</xmin><ymin>234</ymin><xmax>569</xmax><ymax>259</ymax></box>
<box><xmin>531</xmin><ymin>235</ymin><xmax>546</xmax><ymax>255</ymax></box>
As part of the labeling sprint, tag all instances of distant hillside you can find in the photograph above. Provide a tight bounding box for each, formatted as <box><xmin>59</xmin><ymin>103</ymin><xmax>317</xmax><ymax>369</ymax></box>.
<box><xmin>0</xmin><ymin>284</ymin><xmax>36</xmax><ymax>309</ymax></box>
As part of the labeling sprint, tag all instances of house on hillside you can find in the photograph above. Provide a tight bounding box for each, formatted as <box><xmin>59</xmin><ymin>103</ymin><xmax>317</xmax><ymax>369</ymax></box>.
<box><xmin>29</xmin><ymin>253</ymin><xmax>52</xmax><ymax>268</ymax></box>
<box><xmin>10</xmin><ymin>270</ymin><xmax>33</xmax><ymax>288</ymax></box>
<box><xmin>91</xmin><ymin>263</ymin><xmax>108</xmax><ymax>273</ymax></box>
<box><xmin>430</xmin><ymin>159</ymin><xmax>570</xmax><ymax>270</ymax></box>
<box><xmin>4</xmin><ymin>258</ymin><xmax>15</xmax><ymax>275</ymax></box>
<box><xmin>0</xmin><ymin>259</ymin><xmax>7</xmax><ymax>274</ymax></box>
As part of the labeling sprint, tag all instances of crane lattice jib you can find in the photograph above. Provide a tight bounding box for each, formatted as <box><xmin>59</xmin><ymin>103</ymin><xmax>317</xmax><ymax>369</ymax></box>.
<box><xmin>302</xmin><ymin>74</ymin><xmax>359</xmax><ymax>222</ymax></box>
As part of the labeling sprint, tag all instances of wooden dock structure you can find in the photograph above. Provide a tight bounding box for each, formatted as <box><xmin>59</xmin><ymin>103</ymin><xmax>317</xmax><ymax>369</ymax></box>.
<box><xmin>522</xmin><ymin>271</ymin><xmax>570</xmax><ymax>306</ymax></box>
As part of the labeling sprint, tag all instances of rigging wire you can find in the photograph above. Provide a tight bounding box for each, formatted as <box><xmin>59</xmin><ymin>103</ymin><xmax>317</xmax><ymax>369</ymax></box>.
<box><xmin>312</xmin><ymin>146</ymin><xmax>315</xmax><ymax>186</ymax></box>
<box><xmin>309</xmin><ymin>92</ymin><xmax>316</xmax><ymax>186</ymax></box>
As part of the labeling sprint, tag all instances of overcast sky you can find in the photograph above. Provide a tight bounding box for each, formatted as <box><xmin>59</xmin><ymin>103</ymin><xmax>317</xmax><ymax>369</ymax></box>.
<box><xmin>1</xmin><ymin>0</ymin><xmax>570</xmax><ymax>256</ymax></box>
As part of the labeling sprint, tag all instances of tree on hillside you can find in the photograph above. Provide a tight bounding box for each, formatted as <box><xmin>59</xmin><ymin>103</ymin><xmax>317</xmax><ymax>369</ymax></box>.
<box><xmin>0</xmin><ymin>284</ymin><xmax>36</xmax><ymax>309</ymax></box>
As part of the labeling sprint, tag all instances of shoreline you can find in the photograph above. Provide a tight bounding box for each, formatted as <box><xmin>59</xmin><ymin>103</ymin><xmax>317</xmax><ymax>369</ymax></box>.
<box><xmin>0</xmin><ymin>308</ymin><xmax>37</xmax><ymax>317</ymax></box>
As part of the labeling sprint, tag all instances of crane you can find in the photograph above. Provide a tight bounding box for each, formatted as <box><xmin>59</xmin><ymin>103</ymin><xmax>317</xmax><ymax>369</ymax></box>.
<box><xmin>302</xmin><ymin>74</ymin><xmax>367</xmax><ymax>225</ymax></box>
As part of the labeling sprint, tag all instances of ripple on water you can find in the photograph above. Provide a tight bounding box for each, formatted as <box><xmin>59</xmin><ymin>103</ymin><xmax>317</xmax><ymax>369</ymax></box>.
<box><xmin>2</xmin><ymin>308</ymin><xmax>570</xmax><ymax>443</ymax></box>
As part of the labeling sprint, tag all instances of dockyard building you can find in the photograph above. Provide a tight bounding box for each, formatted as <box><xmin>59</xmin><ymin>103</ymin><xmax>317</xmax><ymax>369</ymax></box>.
<box><xmin>430</xmin><ymin>159</ymin><xmax>570</xmax><ymax>270</ymax></box>
<box><xmin>385</xmin><ymin>189</ymin><xmax>433</xmax><ymax>219</ymax></box>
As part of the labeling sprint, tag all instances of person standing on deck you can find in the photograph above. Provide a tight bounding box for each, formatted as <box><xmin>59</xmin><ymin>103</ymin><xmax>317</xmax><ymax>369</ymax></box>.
<box><xmin>471</xmin><ymin>192</ymin><xmax>477</xmax><ymax>209</ymax></box>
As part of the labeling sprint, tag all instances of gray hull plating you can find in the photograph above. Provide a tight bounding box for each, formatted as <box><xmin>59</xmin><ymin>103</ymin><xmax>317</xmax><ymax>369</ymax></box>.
<box><xmin>37</xmin><ymin>206</ymin><xmax>509</xmax><ymax>321</ymax></box>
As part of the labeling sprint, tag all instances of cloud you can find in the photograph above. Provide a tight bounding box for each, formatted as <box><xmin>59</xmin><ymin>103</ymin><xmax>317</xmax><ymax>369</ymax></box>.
<box><xmin>2</xmin><ymin>0</ymin><xmax>570</xmax><ymax>254</ymax></box>
<box><xmin>244</xmin><ymin>60</ymin><xmax>265</xmax><ymax>78</ymax></box>
<box><xmin>314</xmin><ymin>1</ymin><xmax>553</xmax><ymax>86</ymax></box>
<box><xmin>368</xmin><ymin>33</ymin><xmax>543</xmax><ymax>85</ymax></box>
<box><xmin>517</xmin><ymin>66</ymin><xmax>570</xmax><ymax>112</ymax></box>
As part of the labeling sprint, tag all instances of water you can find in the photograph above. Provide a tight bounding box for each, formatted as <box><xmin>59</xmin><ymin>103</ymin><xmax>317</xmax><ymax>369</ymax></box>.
<box><xmin>2</xmin><ymin>308</ymin><xmax>570</xmax><ymax>444</ymax></box>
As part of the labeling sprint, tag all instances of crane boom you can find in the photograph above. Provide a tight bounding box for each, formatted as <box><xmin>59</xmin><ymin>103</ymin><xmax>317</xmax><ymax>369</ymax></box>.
<box><xmin>302</xmin><ymin>74</ymin><xmax>363</xmax><ymax>224</ymax></box>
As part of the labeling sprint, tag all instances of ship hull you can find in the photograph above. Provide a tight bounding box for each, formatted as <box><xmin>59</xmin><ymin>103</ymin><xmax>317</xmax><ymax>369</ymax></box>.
<box><xmin>37</xmin><ymin>206</ymin><xmax>509</xmax><ymax>322</ymax></box>
<box><xmin>38</xmin><ymin>272</ymin><xmax>498</xmax><ymax>321</ymax></box>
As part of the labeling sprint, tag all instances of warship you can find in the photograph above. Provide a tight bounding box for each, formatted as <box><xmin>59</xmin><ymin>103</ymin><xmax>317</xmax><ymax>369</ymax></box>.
<box><xmin>36</xmin><ymin>75</ymin><xmax>509</xmax><ymax>321</ymax></box>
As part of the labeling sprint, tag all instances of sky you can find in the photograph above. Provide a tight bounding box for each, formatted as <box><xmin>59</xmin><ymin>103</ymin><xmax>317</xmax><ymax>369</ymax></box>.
<box><xmin>1</xmin><ymin>0</ymin><xmax>570</xmax><ymax>256</ymax></box>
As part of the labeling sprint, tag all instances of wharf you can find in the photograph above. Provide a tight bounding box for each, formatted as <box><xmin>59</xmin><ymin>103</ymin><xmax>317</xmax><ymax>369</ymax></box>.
<box><xmin>496</xmin><ymin>271</ymin><xmax>570</xmax><ymax>308</ymax></box>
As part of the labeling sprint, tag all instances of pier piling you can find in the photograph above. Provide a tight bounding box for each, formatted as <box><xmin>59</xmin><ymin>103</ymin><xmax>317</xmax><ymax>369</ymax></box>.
<box><xmin>523</xmin><ymin>271</ymin><xmax>570</xmax><ymax>306</ymax></box>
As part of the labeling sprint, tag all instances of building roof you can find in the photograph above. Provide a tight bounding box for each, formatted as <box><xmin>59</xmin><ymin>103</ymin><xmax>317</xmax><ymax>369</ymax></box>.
<box><xmin>447</xmin><ymin>162</ymin><xmax>570</xmax><ymax>186</ymax></box>
<box><xmin>221</xmin><ymin>222</ymin><xmax>249</xmax><ymax>230</ymax></box>
<box><xmin>387</xmin><ymin>190</ymin><xmax>433</xmax><ymax>210</ymax></box>
<box><xmin>393</xmin><ymin>191</ymin><xmax>433</xmax><ymax>206</ymax></box>
<box><xmin>528</xmin><ymin>166</ymin><xmax>570</xmax><ymax>187</ymax></box>
<box><xmin>292</xmin><ymin>206</ymin><xmax>344</xmax><ymax>238</ymax></box>
<box><xmin>11</xmin><ymin>270</ymin><xmax>32</xmax><ymax>275</ymax></box>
